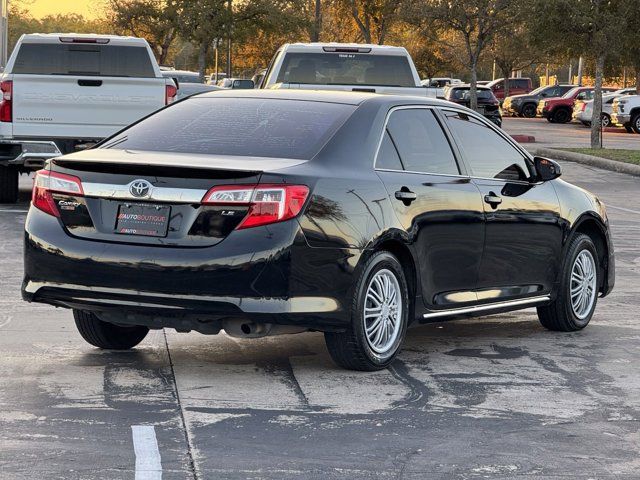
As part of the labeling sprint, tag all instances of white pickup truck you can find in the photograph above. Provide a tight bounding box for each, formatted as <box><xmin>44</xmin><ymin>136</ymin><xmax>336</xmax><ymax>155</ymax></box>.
<box><xmin>611</xmin><ymin>94</ymin><xmax>640</xmax><ymax>134</ymax></box>
<box><xmin>0</xmin><ymin>33</ymin><xmax>177</xmax><ymax>202</ymax></box>
<box><xmin>259</xmin><ymin>43</ymin><xmax>438</xmax><ymax>97</ymax></box>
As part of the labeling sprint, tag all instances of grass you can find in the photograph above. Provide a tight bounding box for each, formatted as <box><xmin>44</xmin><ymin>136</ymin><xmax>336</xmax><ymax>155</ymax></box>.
<box><xmin>561</xmin><ymin>148</ymin><xmax>640</xmax><ymax>166</ymax></box>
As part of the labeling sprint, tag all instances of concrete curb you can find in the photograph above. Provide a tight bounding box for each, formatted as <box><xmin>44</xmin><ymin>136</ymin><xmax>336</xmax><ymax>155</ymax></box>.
<box><xmin>531</xmin><ymin>147</ymin><xmax>640</xmax><ymax>177</ymax></box>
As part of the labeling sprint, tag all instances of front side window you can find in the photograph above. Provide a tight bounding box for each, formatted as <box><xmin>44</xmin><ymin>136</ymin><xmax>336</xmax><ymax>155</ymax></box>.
<box><xmin>385</xmin><ymin>109</ymin><xmax>459</xmax><ymax>175</ymax></box>
<box><xmin>442</xmin><ymin>110</ymin><xmax>531</xmax><ymax>182</ymax></box>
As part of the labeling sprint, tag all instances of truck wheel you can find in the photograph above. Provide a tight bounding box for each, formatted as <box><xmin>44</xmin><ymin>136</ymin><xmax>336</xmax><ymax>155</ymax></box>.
<box><xmin>73</xmin><ymin>310</ymin><xmax>149</xmax><ymax>350</ymax></box>
<box><xmin>553</xmin><ymin>108</ymin><xmax>571</xmax><ymax>124</ymax></box>
<box><xmin>632</xmin><ymin>114</ymin><xmax>640</xmax><ymax>134</ymax></box>
<box><xmin>521</xmin><ymin>103</ymin><xmax>537</xmax><ymax>118</ymax></box>
<box><xmin>324</xmin><ymin>251</ymin><xmax>409</xmax><ymax>371</ymax></box>
<box><xmin>625</xmin><ymin>125</ymin><xmax>634</xmax><ymax>134</ymax></box>
<box><xmin>600</xmin><ymin>113</ymin><xmax>611</xmax><ymax>128</ymax></box>
<box><xmin>0</xmin><ymin>166</ymin><xmax>19</xmax><ymax>203</ymax></box>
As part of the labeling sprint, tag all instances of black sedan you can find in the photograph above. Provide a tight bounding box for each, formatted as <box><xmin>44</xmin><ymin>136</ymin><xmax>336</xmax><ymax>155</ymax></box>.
<box><xmin>22</xmin><ymin>90</ymin><xmax>615</xmax><ymax>371</ymax></box>
<box><xmin>443</xmin><ymin>85</ymin><xmax>502</xmax><ymax>127</ymax></box>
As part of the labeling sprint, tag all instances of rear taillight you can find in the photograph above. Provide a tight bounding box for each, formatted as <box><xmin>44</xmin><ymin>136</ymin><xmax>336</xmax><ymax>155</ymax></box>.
<box><xmin>165</xmin><ymin>84</ymin><xmax>177</xmax><ymax>105</ymax></box>
<box><xmin>581</xmin><ymin>103</ymin><xmax>587</xmax><ymax>112</ymax></box>
<box><xmin>0</xmin><ymin>80</ymin><xmax>12</xmax><ymax>122</ymax></box>
<box><xmin>201</xmin><ymin>184</ymin><xmax>309</xmax><ymax>229</ymax></box>
<box><xmin>32</xmin><ymin>170</ymin><xmax>83</xmax><ymax>217</ymax></box>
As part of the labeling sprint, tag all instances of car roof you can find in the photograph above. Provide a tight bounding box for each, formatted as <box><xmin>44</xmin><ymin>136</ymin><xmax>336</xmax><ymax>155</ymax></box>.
<box><xmin>196</xmin><ymin>88</ymin><xmax>454</xmax><ymax>108</ymax></box>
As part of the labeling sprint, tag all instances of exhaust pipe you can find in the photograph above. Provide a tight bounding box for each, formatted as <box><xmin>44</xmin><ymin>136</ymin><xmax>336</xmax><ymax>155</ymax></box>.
<box><xmin>223</xmin><ymin>319</ymin><xmax>307</xmax><ymax>338</ymax></box>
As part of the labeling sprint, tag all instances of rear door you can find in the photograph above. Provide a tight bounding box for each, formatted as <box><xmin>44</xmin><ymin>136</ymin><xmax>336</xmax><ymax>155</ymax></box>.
<box><xmin>11</xmin><ymin>41</ymin><xmax>165</xmax><ymax>139</ymax></box>
<box><xmin>441</xmin><ymin>109</ymin><xmax>562</xmax><ymax>301</ymax></box>
<box><xmin>375</xmin><ymin>107</ymin><xmax>485</xmax><ymax>308</ymax></box>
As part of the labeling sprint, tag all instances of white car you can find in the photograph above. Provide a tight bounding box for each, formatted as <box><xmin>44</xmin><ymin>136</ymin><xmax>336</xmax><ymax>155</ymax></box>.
<box><xmin>574</xmin><ymin>88</ymin><xmax>638</xmax><ymax>128</ymax></box>
<box><xmin>611</xmin><ymin>93</ymin><xmax>640</xmax><ymax>133</ymax></box>
<box><xmin>0</xmin><ymin>33</ymin><xmax>177</xmax><ymax>202</ymax></box>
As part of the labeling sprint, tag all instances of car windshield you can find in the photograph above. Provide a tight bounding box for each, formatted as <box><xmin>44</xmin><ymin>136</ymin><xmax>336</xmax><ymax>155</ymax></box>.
<box><xmin>563</xmin><ymin>87</ymin><xmax>583</xmax><ymax>98</ymax></box>
<box><xmin>275</xmin><ymin>52</ymin><xmax>415</xmax><ymax>87</ymax></box>
<box><xmin>101</xmin><ymin>97</ymin><xmax>356</xmax><ymax>160</ymax></box>
<box><xmin>449</xmin><ymin>88</ymin><xmax>495</xmax><ymax>101</ymax></box>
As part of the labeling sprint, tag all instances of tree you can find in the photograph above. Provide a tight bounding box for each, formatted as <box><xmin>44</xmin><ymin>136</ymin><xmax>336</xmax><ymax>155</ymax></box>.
<box><xmin>336</xmin><ymin>0</ymin><xmax>404</xmax><ymax>44</ymax></box>
<box><xmin>403</xmin><ymin>0</ymin><xmax>523</xmax><ymax>110</ymax></box>
<box><xmin>530</xmin><ymin>0</ymin><xmax>630</xmax><ymax>148</ymax></box>
<box><xmin>107</xmin><ymin>0</ymin><xmax>178</xmax><ymax>65</ymax></box>
<box><xmin>490</xmin><ymin>19</ymin><xmax>537</xmax><ymax>99</ymax></box>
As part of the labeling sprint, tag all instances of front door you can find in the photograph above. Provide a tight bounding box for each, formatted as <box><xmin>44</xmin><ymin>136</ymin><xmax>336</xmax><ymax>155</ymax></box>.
<box><xmin>441</xmin><ymin>109</ymin><xmax>563</xmax><ymax>301</ymax></box>
<box><xmin>375</xmin><ymin>107</ymin><xmax>485</xmax><ymax>308</ymax></box>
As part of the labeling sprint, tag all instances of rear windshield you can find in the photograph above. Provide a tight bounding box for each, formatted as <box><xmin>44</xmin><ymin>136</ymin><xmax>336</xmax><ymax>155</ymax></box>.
<box><xmin>12</xmin><ymin>43</ymin><xmax>155</xmax><ymax>77</ymax></box>
<box><xmin>102</xmin><ymin>97</ymin><xmax>356</xmax><ymax>160</ymax></box>
<box><xmin>449</xmin><ymin>88</ymin><xmax>495</xmax><ymax>100</ymax></box>
<box><xmin>275</xmin><ymin>52</ymin><xmax>415</xmax><ymax>87</ymax></box>
<box><xmin>163</xmin><ymin>72</ymin><xmax>201</xmax><ymax>83</ymax></box>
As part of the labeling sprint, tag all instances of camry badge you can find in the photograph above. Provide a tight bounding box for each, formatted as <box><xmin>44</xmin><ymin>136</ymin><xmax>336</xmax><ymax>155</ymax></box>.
<box><xmin>129</xmin><ymin>180</ymin><xmax>152</xmax><ymax>198</ymax></box>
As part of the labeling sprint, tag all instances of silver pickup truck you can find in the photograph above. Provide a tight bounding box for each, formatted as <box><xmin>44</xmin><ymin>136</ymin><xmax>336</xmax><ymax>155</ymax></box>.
<box><xmin>259</xmin><ymin>43</ymin><xmax>438</xmax><ymax>98</ymax></box>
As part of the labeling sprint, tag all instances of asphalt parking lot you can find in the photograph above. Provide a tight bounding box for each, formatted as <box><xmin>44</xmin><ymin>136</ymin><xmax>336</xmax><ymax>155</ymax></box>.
<box><xmin>503</xmin><ymin>116</ymin><xmax>640</xmax><ymax>149</ymax></box>
<box><xmin>1</xmin><ymin>158</ymin><xmax>639</xmax><ymax>479</ymax></box>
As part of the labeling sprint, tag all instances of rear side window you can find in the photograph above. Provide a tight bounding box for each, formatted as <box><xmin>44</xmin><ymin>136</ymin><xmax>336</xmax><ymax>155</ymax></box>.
<box><xmin>385</xmin><ymin>109</ymin><xmax>459</xmax><ymax>175</ymax></box>
<box><xmin>276</xmin><ymin>53</ymin><xmax>415</xmax><ymax>87</ymax></box>
<box><xmin>103</xmin><ymin>98</ymin><xmax>356</xmax><ymax>160</ymax></box>
<box><xmin>12</xmin><ymin>43</ymin><xmax>155</xmax><ymax>77</ymax></box>
<box><xmin>442</xmin><ymin>110</ymin><xmax>531</xmax><ymax>181</ymax></box>
<box><xmin>376</xmin><ymin>131</ymin><xmax>404</xmax><ymax>170</ymax></box>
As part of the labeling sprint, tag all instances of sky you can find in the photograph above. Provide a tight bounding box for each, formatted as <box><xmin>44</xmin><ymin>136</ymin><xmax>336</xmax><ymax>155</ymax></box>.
<box><xmin>28</xmin><ymin>0</ymin><xmax>101</xmax><ymax>19</ymax></box>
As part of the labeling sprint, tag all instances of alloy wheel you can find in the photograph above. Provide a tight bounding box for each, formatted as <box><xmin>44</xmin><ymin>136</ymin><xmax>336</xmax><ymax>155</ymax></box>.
<box><xmin>601</xmin><ymin>114</ymin><xmax>611</xmax><ymax>128</ymax></box>
<box><xmin>522</xmin><ymin>104</ymin><xmax>536</xmax><ymax>118</ymax></box>
<box><xmin>570</xmin><ymin>250</ymin><xmax>597</xmax><ymax>320</ymax></box>
<box><xmin>364</xmin><ymin>269</ymin><xmax>402</xmax><ymax>354</ymax></box>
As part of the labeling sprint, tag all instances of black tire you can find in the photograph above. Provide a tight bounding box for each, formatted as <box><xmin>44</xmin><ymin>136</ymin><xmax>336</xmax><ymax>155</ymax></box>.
<box><xmin>324</xmin><ymin>251</ymin><xmax>409</xmax><ymax>371</ymax></box>
<box><xmin>631</xmin><ymin>114</ymin><xmax>640</xmax><ymax>134</ymax></box>
<box><xmin>581</xmin><ymin>121</ymin><xmax>591</xmax><ymax>127</ymax></box>
<box><xmin>0</xmin><ymin>166</ymin><xmax>19</xmax><ymax>203</ymax></box>
<box><xmin>537</xmin><ymin>233</ymin><xmax>599</xmax><ymax>332</ymax></box>
<box><xmin>601</xmin><ymin>113</ymin><xmax>611</xmax><ymax>128</ymax></box>
<box><xmin>625</xmin><ymin>125</ymin><xmax>634</xmax><ymax>134</ymax></box>
<box><xmin>521</xmin><ymin>103</ymin><xmax>537</xmax><ymax>118</ymax></box>
<box><xmin>552</xmin><ymin>108</ymin><xmax>571</xmax><ymax>124</ymax></box>
<box><xmin>546</xmin><ymin>116</ymin><xmax>555</xmax><ymax>123</ymax></box>
<box><xmin>73</xmin><ymin>310</ymin><xmax>149</xmax><ymax>350</ymax></box>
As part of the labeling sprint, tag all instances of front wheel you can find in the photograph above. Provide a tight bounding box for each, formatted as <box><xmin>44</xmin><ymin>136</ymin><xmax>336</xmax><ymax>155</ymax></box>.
<box><xmin>552</xmin><ymin>108</ymin><xmax>571</xmax><ymax>124</ymax></box>
<box><xmin>325</xmin><ymin>251</ymin><xmax>409</xmax><ymax>371</ymax></box>
<box><xmin>521</xmin><ymin>103</ymin><xmax>537</xmax><ymax>118</ymax></box>
<box><xmin>632</xmin><ymin>114</ymin><xmax>640</xmax><ymax>134</ymax></box>
<box><xmin>73</xmin><ymin>310</ymin><xmax>149</xmax><ymax>349</ymax></box>
<box><xmin>538</xmin><ymin>234</ymin><xmax>599</xmax><ymax>332</ymax></box>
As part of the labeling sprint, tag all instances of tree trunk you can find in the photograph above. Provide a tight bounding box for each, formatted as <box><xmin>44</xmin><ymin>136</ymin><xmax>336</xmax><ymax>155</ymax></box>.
<box><xmin>470</xmin><ymin>61</ymin><xmax>478</xmax><ymax>111</ymax></box>
<box><xmin>197</xmin><ymin>42</ymin><xmax>207</xmax><ymax>82</ymax></box>
<box><xmin>501</xmin><ymin>65</ymin><xmax>511</xmax><ymax>100</ymax></box>
<box><xmin>310</xmin><ymin>0</ymin><xmax>321</xmax><ymax>42</ymax></box>
<box><xmin>590</xmin><ymin>55</ymin><xmax>605</xmax><ymax>149</ymax></box>
<box><xmin>636</xmin><ymin>65</ymin><xmax>640</xmax><ymax>94</ymax></box>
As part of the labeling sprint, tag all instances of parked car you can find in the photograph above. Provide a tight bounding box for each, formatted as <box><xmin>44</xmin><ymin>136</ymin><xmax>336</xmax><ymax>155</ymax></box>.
<box><xmin>0</xmin><ymin>33</ymin><xmax>177</xmax><ymax>203</ymax></box>
<box><xmin>486</xmin><ymin>77</ymin><xmax>533</xmax><ymax>101</ymax></box>
<box><xmin>421</xmin><ymin>77</ymin><xmax>463</xmax><ymax>88</ymax></box>
<box><xmin>160</xmin><ymin>70</ymin><xmax>220</xmax><ymax>99</ymax></box>
<box><xmin>611</xmin><ymin>94</ymin><xmax>640</xmax><ymax>133</ymax></box>
<box><xmin>217</xmin><ymin>77</ymin><xmax>255</xmax><ymax>89</ymax></box>
<box><xmin>443</xmin><ymin>84</ymin><xmax>502</xmax><ymax>127</ymax></box>
<box><xmin>476</xmin><ymin>80</ymin><xmax>491</xmax><ymax>86</ymax></box>
<box><xmin>538</xmin><ymin>86</ymin><xmax>617</xmax><ymax>123</ymax></box>
<box><xmin>260</xmin><ymin>43</ymin><xmax>438</xmax><ymax>98</ymax></box>
<box><xmin>21</xmin><ymin>90</ymin><xmax>614</xmax><ymax>370</ymax></box>
<box><xmin>503</xmin><ymin>84</ymin><xmax>577</xmax><ymax>118</ymax></box>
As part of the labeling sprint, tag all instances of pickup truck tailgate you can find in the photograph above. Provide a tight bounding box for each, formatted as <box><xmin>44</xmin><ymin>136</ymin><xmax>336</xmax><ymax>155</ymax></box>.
<box><xmin>12</xmin><ymin>75</ymin><xmax>165</xmax><ymax>139</ymax></box>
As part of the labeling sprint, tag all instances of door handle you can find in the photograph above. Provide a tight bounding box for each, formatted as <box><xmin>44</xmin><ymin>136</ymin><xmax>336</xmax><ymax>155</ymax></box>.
<box><xmin>484</xmin><ymin>193</ymin><xmax>502</xmax><ymax>208</ymax></box>
<box><xmin>395</xmin><ymin>189</ymin><xmax>417</xmax><ymax>204</ymax></box>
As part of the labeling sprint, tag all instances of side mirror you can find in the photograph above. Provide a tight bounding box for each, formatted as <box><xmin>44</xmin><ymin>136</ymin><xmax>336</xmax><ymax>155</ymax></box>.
<box><xmin>534</xmin><ymin>156</ymin><xmax>562</xmax><ymax>181</ymax></box>
<box><xmin>171</xmin><ymin>77</ymin><xmax>180</xmax><ymax>89</ymax></box>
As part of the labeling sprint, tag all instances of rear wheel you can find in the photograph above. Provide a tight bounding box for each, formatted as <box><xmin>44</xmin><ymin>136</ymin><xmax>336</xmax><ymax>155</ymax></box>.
<box><xmin>325</xmin><ymin>251</ymin><xmax>409</xmax><ymax>371</ymax></box>
<box><xmin>552</xmin><ymin>108</ymin><xmax>571</xmax><ymax>124</ymax></box>
<box><xmin>631</xmin><ymin>114</ymin><xmax>640</xmax><ymax>134</ymax></box>
<box><xmin>625</xmin><ymin>125</ymin><xmax>634</xmax><ymax>134</ymax></box>
<box><xmin>0</xmin><ymin>166</ymin><xmax>19</xmax><ymax>203</ymax></box>
<box><xmin>73</xmin><ymin>310</ymin><xmax>149</xmax><ymax>350</ymax></box>
<box><xmin>601</xmin><ymin>113</ymin><xmax>611</xmax><ymax>128</ymax></box>
<box><xmin>538</xmin><ymin>234</ymin><xmax>599</xmax><ymax>332</ymax></box>
<box><xmin>521</xmin><ymin>103</ymin><xmax>537</xmax><ymax>118</ymax></box>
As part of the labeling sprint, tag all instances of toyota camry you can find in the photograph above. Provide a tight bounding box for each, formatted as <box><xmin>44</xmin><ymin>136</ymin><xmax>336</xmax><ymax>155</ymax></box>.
<box><xmin>22</xmin><ymin>90</ymin><xmax>614</xmax><ymax>371</ymax></box>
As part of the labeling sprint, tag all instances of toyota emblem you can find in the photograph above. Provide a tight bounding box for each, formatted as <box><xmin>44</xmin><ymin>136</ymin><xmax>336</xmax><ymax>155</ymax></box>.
<box><xmin>129</xmin><ymin>180</ymin><xmax>152</xmax><ymax>198</ymax></box>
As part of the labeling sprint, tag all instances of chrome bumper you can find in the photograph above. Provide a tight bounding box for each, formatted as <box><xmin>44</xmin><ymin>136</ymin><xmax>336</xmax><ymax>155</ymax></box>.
<box><xmin>0</xmin><ymin>140</ymin><xmax>62</xmax><ymax>169</ymax></box>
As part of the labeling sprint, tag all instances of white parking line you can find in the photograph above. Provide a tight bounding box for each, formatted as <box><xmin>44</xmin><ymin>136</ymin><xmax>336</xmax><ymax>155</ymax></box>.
<box><xmin>0</xmin><ymin>209</ymin><xmax>28</xmax><ymax>213</ymax></box>
<box><xmin>131</xmin><ymin>425</ymin><xmax>162</xmax><ymax>480</ymax></box>
<box><xmin>608</xmin><ymin>205</ymin><xmax>640</xmax><ymax>216</ymax></box>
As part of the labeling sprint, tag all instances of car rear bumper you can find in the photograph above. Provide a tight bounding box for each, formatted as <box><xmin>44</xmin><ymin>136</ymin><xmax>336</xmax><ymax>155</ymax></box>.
<box><xmin>0</xmin><ymin>139</ymin><xmax>62</xmax><ymax>170</ymax></box>
<box><xmin>22</xmin><ymin>207</ymin><xmax>359</xmax><ymax>331</ymax></box>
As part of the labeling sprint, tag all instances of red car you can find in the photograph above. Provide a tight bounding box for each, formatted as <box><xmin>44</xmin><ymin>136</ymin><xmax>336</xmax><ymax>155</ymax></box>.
<box><xmin>486</xmin><ymin>77</ymin><xmax>532</xmax><ymax>101</ymax></box>
<box><xmin>538</xmin><ymin>86</ymin><xmax>617</xmax><ymax>123</ymax></box>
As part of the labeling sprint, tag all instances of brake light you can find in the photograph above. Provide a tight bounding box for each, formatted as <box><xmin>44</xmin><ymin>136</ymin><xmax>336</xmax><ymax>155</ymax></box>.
<box><xmin>165</xmin><ymin>84</ymin><xmax>177</xmax><ymax>105</ymax></box>
<box><xmin>59</xmin><ymin>37</ymin><xmax>110</xmax><ymax>44</ymax></box>
<box><xmin>0</xmin><ymin>80</ymin><xmax>12</xmax><ymax>122</ymax></box>
<box><xmin>581</xmin><ymin>103</ymin><xmax>587</xmax><ymax>112</ymax></box>
<box><xmin>202</xmin><ymin>184</ymin><xmax>309</xmax><ymax>229</ymax></box>
<box><xmin>32</xmin><ymin>170</ymin><xmax>83</xmax><ymax>217</ymax></box>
